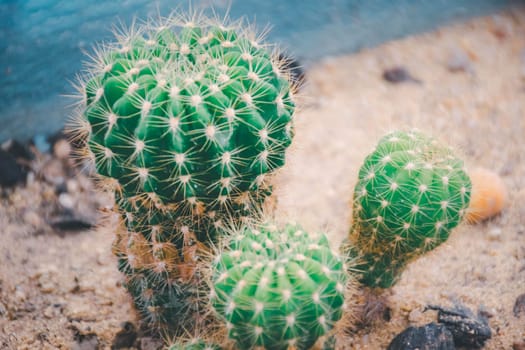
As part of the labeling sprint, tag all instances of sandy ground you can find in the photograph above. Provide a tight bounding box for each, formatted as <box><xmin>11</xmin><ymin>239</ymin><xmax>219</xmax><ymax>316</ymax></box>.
<box><xmin>1</xmin><ymin>8</ymin><xmax>525</xmax><ymax>350</ymax></box>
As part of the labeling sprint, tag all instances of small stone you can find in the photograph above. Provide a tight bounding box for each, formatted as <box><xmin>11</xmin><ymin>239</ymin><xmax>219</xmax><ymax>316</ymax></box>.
<box><xmin>428</xmin><ymin>304</ymin><xmax>491</xmax><ymax>348</ymax></box>
<box><xmin>513</xmin><ymin>341</ymin><xmax>525</xmax><ymax>350</ymax></box>
<box><xmin>446</xmin><ymin>48</ymin><xmax>473</xmax><ymax>73</ymax></box>
<box><xmin>23</xmin><ymin>210</ymin><xmax>44</xmax><ymax>227</ymax></box>
<box><xmin>58</xmin><ymin>193</ymin><xmax>75</xmax><ymax>210</ymax></box>
<box><xmin>39</xmin><ymin>281</ymin><xmax>56</xmax><ymax>294</ymax></box>
<box><xmin>53</xmin><ymin>139</ymin><xmax>71</xmax><ymax>159</ymax></box>
<box><xmin>387</xmin><ymin>323</ymin><xmax>455</xmax><ymax>350</ymax></box>
<box><xmin>42</xmin><ymin>159</ymin><xmax>66</xmax><ymax>186</ymax></box>
<box><xmin>382</xmin><ymin>66</ymin><xmax>421</xmax><ymax>84</ymax></box>
<box><xmin>513</xmin><ymin>293</ymin><xmax>525</xmax><ymax>317</ymax></box>
<box><xmin>66</xmin><ymin>179</ymin><xmax>80</xmax><ymax>193</ymax></box>
<box><xmin>487</xmin><ymin>227</ymin><xmax>502</xmax><ymax>241</ymax></box>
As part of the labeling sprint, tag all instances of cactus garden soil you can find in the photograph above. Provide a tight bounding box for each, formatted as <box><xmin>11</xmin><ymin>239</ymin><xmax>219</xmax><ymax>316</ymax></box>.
<box><xmin>1</xmin><ymin>9</ymin><xmax>524</xmax><ymax>349</ymax></box>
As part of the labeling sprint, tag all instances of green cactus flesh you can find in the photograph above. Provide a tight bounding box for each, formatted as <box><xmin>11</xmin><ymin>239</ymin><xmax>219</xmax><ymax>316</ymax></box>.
<box><xmin>82</xmin><ymin>20</ymin><xmax>295</xmax><ymax>212</ymax></box>
<box><xmin>347</xmin><ymin>130</ymin><xmax>471</xmax><ymax>288</ymax></box>
<box><xmin>211</xmin><ymin>224</ymin><xmax>347</xmax><ymax>350</ymax></box>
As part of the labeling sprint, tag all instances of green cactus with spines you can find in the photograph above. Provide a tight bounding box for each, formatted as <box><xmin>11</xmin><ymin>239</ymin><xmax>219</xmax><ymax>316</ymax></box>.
<box><xmin>82</xmin><ymin>19</ymin><xmax>294</xmax><ymax>209</ymax></box>
<box><xmin>344</xmin><ymin>130</ymin><xmax>471</xmax><ymax>288</ymax></box>
<box><xmin>74</xmin><ymin>13</ymin><xmax>297</xmax><ymax>334</ymax></box>
<box><xmin>211</xmin><ymin>223</ymin><xmax>348</xmax><ymax>350</ymax></box>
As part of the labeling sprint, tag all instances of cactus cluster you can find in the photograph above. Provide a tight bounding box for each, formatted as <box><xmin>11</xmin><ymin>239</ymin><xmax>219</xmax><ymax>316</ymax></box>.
<box><xmin>74</xmin><ymin>13</ymin><xmax>296</xmax><ymax>332</ymax></box>
<box><xmin>345</xmin><ymin>130</ymin><xmax>471</xmax><ymax>288</ymax></box>
<box><xmin>211</xmin><ymin>223</ymin><xmax>348</xmax><ymax>350</ymax></box>
<box><xmin>72</xmin><ymin>8</ymin><xmax>476</xmax><ymax>349</ymax></box>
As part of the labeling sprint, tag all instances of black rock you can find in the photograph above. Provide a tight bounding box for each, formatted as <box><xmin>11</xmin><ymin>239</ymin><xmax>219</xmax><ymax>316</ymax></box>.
<box><xmin>111</xmin><ymin>322</ymin><xmax>137</xmax><ymax>349</ymax></box>
<box><xmin>427</xmin><ymin>304</ymin><xmax>492</xmax><ymax>348</ymax></box>
<box><xmin>388</xmin><ymin>323</ymin><xmax>455</xmax><ymax>350</ymax></box>
<box><xmin>513</xmin><ymin>293</ymin><xmax>525</xmax><ymax>317</ymax></box>
<box><xmin>49</xmin><ymin>215</ymin><xmax>94</xmax><ymax>232</ymax></box>
<box><xmin>383</xmin><ymin>66</ymin><xmax>421</xmax><ymax>84</ymax></box>
<box><xmin>0</xmin><ymin>149</ymin><xmax>27</xmax><ymax>188</ymax></box>
<box><xmin>2</xmin><ymin>139</ymin><xmax>33</xmax><ymax>162</ymax></box>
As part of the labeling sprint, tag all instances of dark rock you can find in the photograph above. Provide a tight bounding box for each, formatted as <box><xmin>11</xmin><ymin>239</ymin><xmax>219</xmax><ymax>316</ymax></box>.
<box><xmin>387</xmin><ymin>323</ymin><xmax>455</xmax><ymax>350</ymax></box>
<box><xmin>0</xmin><ymin>149</ymin><xmax>27</xmax><ymax>187</ymax></box>
<box><xmin>49</xmin><ymin>216</ymin><xmax>94</xmax><ymax>231</ymax></box>
<box><xmin>72</xmin><ymin>333</ymin><xmax>99</xmax><ymax>350</ymax></box>
<box><xmin>514</xmin><ymin>341</ymin><xmax>525</xmax><ymax>350</ymax></box>
<box><xmin>513</xmin><ymin>293</ymin><xmax>525</xmax><ymax>317</ymax></box>
<box><xmin>382</xmin><ymin>66</ymin><xmax>421</xmax><ymax>84</ymax></box>
<box><xmin>111</xmin><ymin>321</ymin><xmax>137</xmax><ymax>349</ymax></box>
<box><xmin>1</xmin><ymin>139</ymin><xmax>33</xmax><ymax>162</ymax></box>
<box><xmin>427</xmin><ymin>304</ymin><xmax>491</xmax><ymax>348</ymax></box>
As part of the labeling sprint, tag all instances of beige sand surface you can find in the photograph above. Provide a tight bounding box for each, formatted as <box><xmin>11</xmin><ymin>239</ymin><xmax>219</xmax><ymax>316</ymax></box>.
<box><xmin>1</xmin><ymin>8</ymin><xmax>524</xmax><ymax>350</ymax></box>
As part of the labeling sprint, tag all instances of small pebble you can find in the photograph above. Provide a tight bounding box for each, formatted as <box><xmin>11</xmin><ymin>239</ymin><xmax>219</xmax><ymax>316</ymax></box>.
<box><xmin>382</xmin><ymin>66</ymin><xmax>421</xmax><ymax>84</ymax></box>
<box><xmin>23</xmin><ymin>210</ymin><xmax>44</xmax><ymax>227</ymax></box>
<box><xmin>466</xmin><ymin>168</ymin><xmax>508</xmax><ymax>223</ymax></box>
<box><xmin>387</xmin><ymin>323</ymin><xmax>455</xmax><ymax>350</ymax></box>
<box><xmin>513</xmin><ymin>293</ymin><xmax>525</xmax><ymax>317</ymax></box>
<box><xmin>487</xmin><ymin>227</ymin><xmax>502</xmax><ymax>241</ymax></box>
<box><xmin>446</xmin><ymin>48</ymin><xmax>473</xmax><ymax>73</ymax></box>
<box><xmin>53</xmin><ymin>139</ymin><xmax>72</xmax><ymax>160</ymax></box>
<box><xmin>58</xmin><ymin>193</ymin><xmax>75</xmax><ymax>210</ymax></box>
<box><xmin>514</xmin><ymin>341</ymin><xmax>525</xmax><ymax>350</ymax></box>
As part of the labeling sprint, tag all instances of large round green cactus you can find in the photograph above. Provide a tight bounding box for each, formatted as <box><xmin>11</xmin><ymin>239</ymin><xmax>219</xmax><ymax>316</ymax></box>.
<box><xmin>345</xmin><ymin>130</ymin><xmax>471</xmax><ymax>288</ymax></box>
<box><xmin>74</xmin><ymin>13</ymin><xmax>297</xmax><ymax>334</ymax></box>
<box><xmin>211</xmin><ymin>223</ymin><xmax>348</xmax><ymax>350</ymax></box>
<box><xmin>81</xmin><ymin>18</ymin><xmax>294</xmax><ymax>212</ymax></box>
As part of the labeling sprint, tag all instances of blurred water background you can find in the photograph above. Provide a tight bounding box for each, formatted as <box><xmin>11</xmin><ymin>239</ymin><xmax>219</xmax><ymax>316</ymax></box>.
<box><xmin>0</xmin><ymin>0</ymin><xmax>521</xmax><ymax>142</ymax></box>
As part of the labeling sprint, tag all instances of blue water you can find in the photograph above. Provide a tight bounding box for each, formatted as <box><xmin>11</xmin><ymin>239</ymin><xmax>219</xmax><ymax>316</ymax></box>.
<box><xmin>0</xmin><ymin>0</ymin><xmax>519</xmax><ymax>141</ymax></box>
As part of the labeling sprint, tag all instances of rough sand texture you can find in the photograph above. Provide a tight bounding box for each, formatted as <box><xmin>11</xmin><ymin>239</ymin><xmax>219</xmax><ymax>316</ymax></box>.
<box><xmin>1</xmin><ymin>9</ymin><xmax>525</xmax><ymax>350</ymax></box>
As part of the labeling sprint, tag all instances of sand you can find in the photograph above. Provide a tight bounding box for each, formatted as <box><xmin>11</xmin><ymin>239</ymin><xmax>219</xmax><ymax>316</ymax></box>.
<box><xmin>1</xmin><ymin>8</ymin><xmax>524</xmax><ymax>350</ymax></box>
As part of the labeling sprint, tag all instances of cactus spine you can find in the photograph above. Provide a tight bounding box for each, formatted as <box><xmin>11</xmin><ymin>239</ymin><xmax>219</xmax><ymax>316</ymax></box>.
<box><xmin>345</xmin><ymin>130</ymin><xmax>471</xmax><ymax>288</ymax></box>
<box><xmin>211</xmin><ymin>223</ymin><xmax>348</xmax><ymax>350</ymax></box>
<box><xmin>73</xmin><ymin>12</ymin><xmax>296</xmax><ymax>332</ymax></box>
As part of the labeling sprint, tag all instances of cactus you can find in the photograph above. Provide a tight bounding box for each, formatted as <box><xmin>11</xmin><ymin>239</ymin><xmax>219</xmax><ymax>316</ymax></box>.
<box><xmin>72</xmin><ymin>13</ymin><xmax>297</xmax><ymax>333</ymax></box>
<box><xmin>211</xmin><ymin>223</ymin><xmax>348</xmax><ymax>350</ymax></box>
<box><xmin>344</xmin><ymin>130</ymin><xmax>471</xmax><ymax>288</ymax></box>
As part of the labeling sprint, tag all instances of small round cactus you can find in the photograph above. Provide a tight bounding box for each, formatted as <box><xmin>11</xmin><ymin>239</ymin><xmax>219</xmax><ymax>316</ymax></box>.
<box><xmin>211</xmin><ymin>223</ymin><xmax>348</xmax><ymax>350</ymax></box>
<box><xmin>72</xmin><ymin>12</ymin><xmax>297</xmax><ymax>334</ymax></box>
<box><xmin>345</xmin><ymin>130</ymin><xmax>471</xmax><ymax>288</ymax></box>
